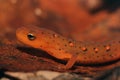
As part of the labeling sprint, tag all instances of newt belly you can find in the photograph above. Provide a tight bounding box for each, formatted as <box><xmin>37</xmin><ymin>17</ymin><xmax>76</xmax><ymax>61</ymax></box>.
<box><xmin>16</xmin><ymin>26</ymin><xmax>120</xmax><ymax>69</ymax></box>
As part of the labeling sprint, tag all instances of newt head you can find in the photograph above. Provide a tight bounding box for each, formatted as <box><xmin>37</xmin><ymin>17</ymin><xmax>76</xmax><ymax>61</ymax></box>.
<box><xmin>16</xmin><ymin>26</ymin><xmax>50</xmax><ymax>49</ymax></box>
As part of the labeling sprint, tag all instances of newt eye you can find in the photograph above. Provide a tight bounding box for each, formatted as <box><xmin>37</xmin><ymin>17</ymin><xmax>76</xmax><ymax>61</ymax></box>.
<box><xmin>27</xmin><ymin>33</ymin><xmax>36</xmax><ymax>40</ymax></box>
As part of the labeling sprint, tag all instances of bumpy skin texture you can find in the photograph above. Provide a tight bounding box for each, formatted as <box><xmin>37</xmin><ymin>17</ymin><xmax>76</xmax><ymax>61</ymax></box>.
<box><xmin>16</xmin><ymin>26</ymin><xmax>120</xmax><ymax>66</ymax></box>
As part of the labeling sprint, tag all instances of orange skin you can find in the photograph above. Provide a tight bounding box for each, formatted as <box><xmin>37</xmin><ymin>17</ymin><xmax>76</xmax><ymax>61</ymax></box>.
<box><xmin>16</xmin><ymin>26</ymin><xmax>120</xmax><ymax>69</ymax></box>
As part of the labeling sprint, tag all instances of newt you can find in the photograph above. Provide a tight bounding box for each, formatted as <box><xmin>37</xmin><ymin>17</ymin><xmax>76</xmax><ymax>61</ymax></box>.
<box><xmin>16</xmin><ymin>26</ymin><xmax>120</xmax><ymax>69</ymax></box>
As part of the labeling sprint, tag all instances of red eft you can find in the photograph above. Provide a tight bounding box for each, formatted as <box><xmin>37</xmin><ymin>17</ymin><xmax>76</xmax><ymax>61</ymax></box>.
<box><xmin>16</xmin><ymin>26</ymin><xmax>120</xmax><ymax>69</ymax></box>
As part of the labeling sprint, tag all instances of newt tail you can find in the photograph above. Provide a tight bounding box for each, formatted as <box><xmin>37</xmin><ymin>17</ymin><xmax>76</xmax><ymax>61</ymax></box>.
<box><xmin>16</xmin><ymin>26</ymin><xmax>120</xmax><ymax>69</ymax></box>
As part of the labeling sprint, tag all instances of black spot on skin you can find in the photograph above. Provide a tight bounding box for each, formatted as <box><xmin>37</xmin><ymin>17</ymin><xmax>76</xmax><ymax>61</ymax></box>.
<box><xmin>119</xmin><ymin>41</ymin><xmax>120</xmax><ymax>43</ymax></box>
<box><xmin>109</xmin><ymin>44</ymin><xmax>111</xmax><ymax>46</ymax></box>
<box><xmin>57</xmin><ymin>43</ymin><xmax>60</xmax><ymax>45</ymax></box>
<box><xmin>40</xmin><ymin>45</ymin><xmax>42</xmax><ymax>47</ymax></box>
<box><xmin>47</xmin><ymin>32</ymin><xmax>50</xmax><ymax>34</ymax></box>
<box><xmin>74</xmin><ymin>46</ymin><xmax>77</xmax><ymax>48</ymax></box>
<box><xmin>49</xmin><ymin>36</ymin><xmax>52</xmax><ymax>39</ymax></box>
<box><xmin>95</xmin><ymin>52</ymin><xmax>98</xmax><ymax>53</ymax></box>
<box><xmin>103</xmin><ymin>45</ymin><xmax>106</xmax><ymax>47</ymax></box>
<box><xmin>52</xmin><ymin>39</ymin><xmax>55</xmax><ymax>42</ymax></box>
<box><xmin>75</xmin><ymin>52</ymin><xmax>79</xmax><ymax>55</ymax></box>
<box><xmin>65</xmin><ymin>51</ymin><xmax>68</xmax><ymax>53</ymax></box>
<box><xmin>97</xmin><ymin>56</ymin><xmax>99</xmax><ymax>58</ymax></box>
<box><xmin>106</xmin><ymin>49</ymin><xmax>110</xmax><ymax>52</ymax></box>
<box><xmin>59</xmin><ymin>49</ymin><xmax>61</xmax><ymax>51</ymax></box>
<box><xmin>41</xmin><ymin>32</ymin><xmax>44</xmax><ymax>34</ymax></box>
<box><xmin>102</xmin><ymin>57</ymin><xmax>106</xmax><ymax>60</ymax></box>
<box><xmin>62</xmin><ymin>39</ymin><xmax>65</xmax><ymax>41</ymax></box>
<box><xmin>68</xmin><ymin>41</ymin><xmax>72</xmax><ymax>43</ymax></box>
<box><xmin>65</xmin><ymin>44</ymin><xmax>67</xmax><ymax>47</ymax></box>
<box><xmin>92</xmin><ymin>54</ymin><xmax>94</xmax><ymax>56</ymax></box>
<box><xmin>84</xmin><ymin>49</ymin><xmax>87</xmax><ymax>52</ymax></box>
<box><xmin>93</xmin><ymin>48</ymin><xmax>98</xmax><ymax>53</ymax></box>
<box><xmin>84</xmin><ymin>57</ymin><xmax>87</xmax><ymax>59</ymax></box>
<box><xmin>46</xmin><ymin>42</ymin><xmax>49</xmax><ymax>44</ymax></box>
<box><xmin>109</xmin><ymin>54</ymin><xmax>113</xmax><ymax>57</ymax></box>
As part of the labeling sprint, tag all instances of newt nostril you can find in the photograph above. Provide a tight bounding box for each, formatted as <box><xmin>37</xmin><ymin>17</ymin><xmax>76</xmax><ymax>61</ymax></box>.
<box><xmin>27</xmin><ymin>33</ymin><xmax>36</xmax><ymax>41</ymax></box>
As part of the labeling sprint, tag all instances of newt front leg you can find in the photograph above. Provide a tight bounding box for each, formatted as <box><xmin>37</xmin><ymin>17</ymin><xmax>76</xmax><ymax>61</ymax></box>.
<box><xmin>58</xmin><ymin>52</ymin><xmax>79</xmax><ymax>70</ymax></box>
